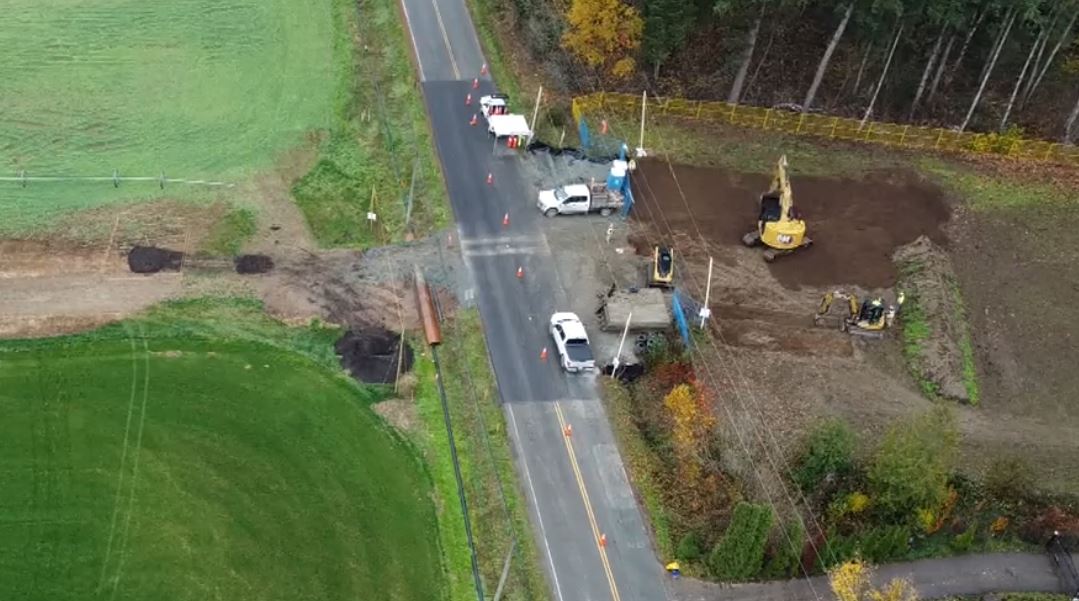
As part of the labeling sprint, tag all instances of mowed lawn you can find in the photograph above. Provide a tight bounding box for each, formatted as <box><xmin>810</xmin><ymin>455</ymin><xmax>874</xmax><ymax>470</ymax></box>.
<box><xmin>0</xmin><ymin>0</ymin><xmax>342</xmax><ymax>232</ymax></box>
<box><xmin>0</xmin><ymin>300</ymin><xmax>442</xmax><ymax>601</ymax></box>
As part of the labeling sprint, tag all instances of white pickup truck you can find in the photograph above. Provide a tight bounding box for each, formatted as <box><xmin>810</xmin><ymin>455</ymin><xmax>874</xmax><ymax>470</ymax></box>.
<box><xmin>549</xmin><ymin>312</ymin><xmax>595</xmax><ymax>373</ymax></box>
<box><xmin>537</xmin><ymin>183</ymin><xmax>624</xmax><ymax>217</ymax></box>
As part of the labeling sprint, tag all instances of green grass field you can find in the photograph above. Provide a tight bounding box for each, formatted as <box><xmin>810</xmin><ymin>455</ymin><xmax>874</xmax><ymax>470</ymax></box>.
<box><xmin>0</xmin><ymin>0</ymin><xmax>339</xmax><ymax>233</ymax></box>
<box><xmin>0</xmin><ymin>299</ymin><xmax>443</xmax><ymax>601</ymax></box>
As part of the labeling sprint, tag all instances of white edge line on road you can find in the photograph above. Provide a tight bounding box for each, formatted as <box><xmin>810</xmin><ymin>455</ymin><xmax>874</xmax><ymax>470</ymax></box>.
<box><xmin>507</xmin><ymin>402</ymin><xmax>567</xmax><ymax>601</ymax></box>
<box><xmin>398</xmin><ymin>0</ymin><xmax>426</xmax><ymax>82</ymax></box>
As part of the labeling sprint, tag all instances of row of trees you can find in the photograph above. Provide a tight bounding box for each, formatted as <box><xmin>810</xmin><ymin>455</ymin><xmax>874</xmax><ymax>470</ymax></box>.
<box><xmin>548</xmin><ymin>0</ymin><xmax>1079</xmax><ymax>140</ymax></box>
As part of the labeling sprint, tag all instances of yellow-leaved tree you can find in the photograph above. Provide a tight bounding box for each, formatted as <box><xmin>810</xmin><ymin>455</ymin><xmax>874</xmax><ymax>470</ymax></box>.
<box><xmin>663</xmin><ymin>383</ymin><xmax>716</xmax><ymax>464</ymax></box>
<box><xmin>562</xmin><ymin>0</ymin><xmax>642</xmax><ymax>79</ymax></box>
<box><xmin>829</xmin><ymin>559</ymin><xmax>919</xmax><ymax>601</ymax></box>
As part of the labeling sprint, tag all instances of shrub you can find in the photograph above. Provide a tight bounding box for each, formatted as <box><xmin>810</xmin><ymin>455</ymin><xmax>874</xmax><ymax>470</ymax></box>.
<box><xmin>869</xmin><ymin>406</ymin><xmax>959</xmax><ymax>518</ymax></box>
<box><xmin>952</xmin><ymin>524</ymin><xmax>976</xmax><ymax>552</ymax></box>
<box><xmin>985</xmin><ymin>457</ymin><xmax>1033</xmax><ymax>501</ymax></box>
<box><xmin>677</xmin><ymin>532</ymin><xmax>703</xmax><ymax>562</ymax></box>
<box><xmin>857</xmin><ymin>525</ymin><xmax>910</xmax><ymax>563</ymax></box>
<box><xmin>762</xmin><ymin>518</ymin><xmax>805</xmax><ymax>579</ymax></box>
<box><xmin>990</xmin><ymin>516</ymin><xmax>1010</xmax><ymax>537</ymax></box>
<box><xmin>709</xmin><ymin>502</ymin><xmax>774</xmax><ymax>581</ymax></box>
<box><xmin>795</xmin><ymin>419</ymin><xmax>856</xmax><ymax>492</ymax></box>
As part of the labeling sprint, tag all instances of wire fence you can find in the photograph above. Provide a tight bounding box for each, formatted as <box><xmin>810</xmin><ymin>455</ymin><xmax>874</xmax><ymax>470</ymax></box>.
<box><xmin>0</xmin><ymin>170</ymin><xmax>234</xmax><ymax>188</ymax></box>
<box><xmin>572</xmin><ymin>92</ymin><xmax>1079</xmax><ymax>166</ymax></box>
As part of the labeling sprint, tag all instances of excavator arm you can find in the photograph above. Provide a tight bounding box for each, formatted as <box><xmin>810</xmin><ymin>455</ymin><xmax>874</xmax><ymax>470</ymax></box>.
<box><xmin>770</xmin><ymin>155</ymin><xmax>793</xmax><ymax>222</ymax></box>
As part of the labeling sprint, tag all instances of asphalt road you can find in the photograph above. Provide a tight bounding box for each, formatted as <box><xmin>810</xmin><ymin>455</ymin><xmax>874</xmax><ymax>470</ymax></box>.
<box><xmin>399</xmin><ymin>0</ymin><xmax>669</xmax><ymax>600</ymax></box>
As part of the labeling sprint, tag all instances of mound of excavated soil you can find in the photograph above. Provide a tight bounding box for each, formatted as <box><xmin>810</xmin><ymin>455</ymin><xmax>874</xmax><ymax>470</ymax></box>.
<box><xmin>631</xmin><ymin>161</ymin><xmax>950</xmax><ymax>289</ymax></box>
<box><xmin>128</xmin><ymin>246</ymin><xmax>183</xmax><ymax>273</ymax></box>
<box><xmin>335</xmin><ymin>328</ymin><xmax>413</xmax><ymax>385</ymax></box>
<box><xmin>894</xmin><ymin>236</ymin><xmax>973</xmax><ymax>403</ymax></box>
<box><xmin>234</xmin><ymin>254</ymin><xmax>274</xmax><ymax>274</ymax></box>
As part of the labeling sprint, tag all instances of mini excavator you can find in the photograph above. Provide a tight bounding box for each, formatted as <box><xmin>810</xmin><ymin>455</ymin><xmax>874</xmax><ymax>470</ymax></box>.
<box><xmin>742</xmin><ymin>155</ymin><xmax>811</xmax><ymax>262</ymax></box>
<box><xmin>814</xmin><ymin>290</ymin><xmax>905</xmax><ymax>338</ymax></box>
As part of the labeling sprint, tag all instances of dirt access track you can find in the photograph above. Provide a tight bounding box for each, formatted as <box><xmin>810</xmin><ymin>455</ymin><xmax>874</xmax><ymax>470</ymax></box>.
<box><xmin>626</xmin><ymin>158</ymin><xmax>1079</xmax><ymax>492</ymax></box>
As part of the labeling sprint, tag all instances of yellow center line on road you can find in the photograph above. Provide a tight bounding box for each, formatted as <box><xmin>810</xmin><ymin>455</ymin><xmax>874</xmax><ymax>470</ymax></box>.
<box><xmin>553</xmin><ymin>401</ymin><xmax>622</xmax><ymax>601</ymax></box>
<box><xmin>430</xmin><ymin>0</ymin><xmax>460</xmax><ymax>80</ymax></box>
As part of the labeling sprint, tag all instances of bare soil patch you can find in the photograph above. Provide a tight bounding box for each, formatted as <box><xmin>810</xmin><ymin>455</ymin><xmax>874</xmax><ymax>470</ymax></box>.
<box><xmin>234</xmin><ymin>254</ymin><xmax>274</xmax><ymax>274</ymax></box>
<box><xmin>335</xmin><ymin>328</ymin><xmax>414</xmax><ymax>385</ymax></box>
<box><xmin>128</xmin><ymin>246</ymin><xmax>184</xmax><ymax>273</ymax></box>
<box><xmin>630</xmin><ymin>159</ymin><xmax>950</xmax><ymax>289</ymax></box>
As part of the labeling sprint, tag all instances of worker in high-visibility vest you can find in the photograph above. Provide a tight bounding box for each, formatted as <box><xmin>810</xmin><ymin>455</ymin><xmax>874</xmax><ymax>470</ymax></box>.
<box><xmin>665</xmin><ymin>561</ymin><xmax>681</xmax><ymax>579</ymax></box>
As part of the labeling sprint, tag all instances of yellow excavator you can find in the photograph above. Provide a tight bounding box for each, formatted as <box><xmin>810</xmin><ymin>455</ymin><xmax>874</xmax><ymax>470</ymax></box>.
<box><xmin>814</xmin><ymin>290</ymin><xmax>905</xmax><ymax>338</ymax></box>
<box><xmin>741</xmin><ymin>155</ymin><xmax>811</xmax><ymax>262</ymax></box>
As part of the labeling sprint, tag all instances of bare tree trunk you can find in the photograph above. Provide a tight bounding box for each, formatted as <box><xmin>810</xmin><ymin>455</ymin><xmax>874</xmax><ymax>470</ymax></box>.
<box><xmin>1000</xmin><ymin>32</ymin><xmax>1042</xmax><ymax>131</ymax></box>
<box><xmin>862</xmin><ymin>22</ymin><xmax>904</xmax><ymax>127</ymax></box>
<box><xmin>960</xmin><ymin>9</ymin><xmax>1016</xmax><ymax>132</ymax></box>
<box><xmin>979</xmin><ymin>12</ymin><xmax>1013</xmax><ymax>84</ymax></box>
<box><xmin>852</xmin><ymin>42</ymin><xmax>874</xmax><ymax>99</ymax></box>
<box><xmin>1064</xmin><ymin>89</ymin><xmax>1079</xmax><ymax>143</ymax></box>
<box><xmin>926</xmin><ymin>34</ymin><xmax>955</xmax><ymax>106</ymax></box>
<box><xmin>1024</xmin><ymin>8</ymin><xmax>1079</xmax><ymax>107</ymax></box>
<box><xmin>729</xmin><ymin>2</ymin><xmax>765</xmax><ymax>104</ymax></box>
<box><xmin>947</xmin><ymin>5</ymin><xmax>989</xmax><ymax>85</ymax></box>
<box><xmin>743</xmin><ymin>25</ymin><xmax>777</xmax><ymax>102</ymax></box>
<box><xmin>1021</xmin><ymin>7</ymin><xmax>1058</xmax><ymax>103</ymax></box>
<box><xmin>910</xmin><ymin>27</ymin><xmax>947</xmax><ymax>120</ymax></box>
<box><xmin>803</xmin><ymin>2</ymin><xmax>855</xmax><ymax>112</ymax></box>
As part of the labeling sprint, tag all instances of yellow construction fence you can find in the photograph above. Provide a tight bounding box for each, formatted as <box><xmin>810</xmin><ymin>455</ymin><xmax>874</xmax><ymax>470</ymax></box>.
<box><xmin>571</xmin><ymin>92</ymin><xmax>1079</xmax><ymax>166</ymax></box>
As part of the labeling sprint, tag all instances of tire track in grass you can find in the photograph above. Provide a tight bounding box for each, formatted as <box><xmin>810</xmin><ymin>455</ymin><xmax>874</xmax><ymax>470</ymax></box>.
<box><xmin>96</xmin><ymin>325</ymin><xmax>140</xmax><ymax>593</ymax></box>
<box><xmin>109</xmin><ymin>323</ymin><xmax>151</xmax><ymax>600</ymax></box>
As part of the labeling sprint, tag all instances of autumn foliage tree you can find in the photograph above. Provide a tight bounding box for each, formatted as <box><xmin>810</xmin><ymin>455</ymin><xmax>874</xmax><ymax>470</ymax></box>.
<box><xmin>562</xmin><ymin>0</ymin><xmax>643</xmax><ymax>78</ymax></box>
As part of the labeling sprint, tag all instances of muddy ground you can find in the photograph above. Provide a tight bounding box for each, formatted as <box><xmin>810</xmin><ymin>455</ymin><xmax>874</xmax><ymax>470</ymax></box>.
<box><xmin>619</xmin><ymin>158</ymin><xmax>1079</xmax><ymax>494</ymax></box>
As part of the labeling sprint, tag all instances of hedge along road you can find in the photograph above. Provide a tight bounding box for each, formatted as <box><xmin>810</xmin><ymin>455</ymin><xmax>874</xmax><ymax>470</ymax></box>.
<box><xmin>396</xmin><ymin>1</ymin><xmax>669</xmax><ymax>601</ymax></box>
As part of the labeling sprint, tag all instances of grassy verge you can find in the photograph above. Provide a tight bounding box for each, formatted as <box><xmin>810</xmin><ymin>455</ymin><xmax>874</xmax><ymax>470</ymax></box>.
<box><xmin>201</xmin><ymin>207</ymin><xmax>257</xmax><ymax>255</ymax></box>
<box><xmin>412</xmin><ymin>309</ymin><xmax>546</xmax><ymax>601</ymax></box>
<box><xmin>601</xmin><ymin>379</ymin><xmax>674</xmax><ymax>561</ymax></box>
<box><xmin>292</xmin><ymin>0</ymin><xmax>448</xmax><ymax>248</ymax></box>
<box><xmin>0</xmin><ymin>297</ymin><xmax>444</xmax><ymax>601</ymax></box>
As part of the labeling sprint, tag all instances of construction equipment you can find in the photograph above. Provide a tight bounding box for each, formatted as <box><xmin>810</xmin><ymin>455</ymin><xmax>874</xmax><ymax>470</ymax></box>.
<box><xmin>649</xmin><ymin>246</ymin><xmax>674</xmax><ymax>288</ymax></box>
<box><xmin>814</xmin><ymin>290</ymin><xmax>905</xmax><ymax>338</ymax></box>
<box><xmin>742</xmin><ymin>155</ymin><xmax>811</xmax><ymax>262</ymax></box>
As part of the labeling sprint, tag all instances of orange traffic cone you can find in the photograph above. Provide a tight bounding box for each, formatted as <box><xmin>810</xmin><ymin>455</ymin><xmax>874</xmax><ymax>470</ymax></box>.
<box><xmin>540</xmin><ymin>347</ymin><xmax>548</xmax><ymax>361</ymax></box>
<box><xmin>480</xmin><ymin>63</ymin><xmax>488</xmax><ymax>75</ymax></box>
<box><xmin>472</xmin><ymin>78</ymin><xmax>479</xmax><ymax>89</ymax></box>
<box><xmin>502</xmin><ymin>212</ymin><xmax>510</xmax><ymax>227</ymax></box>
<box><xmin>599</xmin><ymin>534</ymin><xmax>607</xmax><ymax>548</ymax></box>
<box><xmin>465</xmin><ymin>93</ymin><xmax>472</xmax><ymax>105</ymax></box>
<box><xmin>563</xmin><ymin>424</ymin><xmax>573</xmax><ymax>437</ymax></box>
<box><xmin>516</xmin><ymin>266</ymin><xmax>524</xmax><ymax>279</ymax></box>
<box><xmin>486</xmin><ymin>172</ymin><xmax>493</xmax><ymax>185</ymax></box>
<box><xmin>469</xmin><ymin>113</ymin><xmax>478</xmax><ymax>126</ymax></box>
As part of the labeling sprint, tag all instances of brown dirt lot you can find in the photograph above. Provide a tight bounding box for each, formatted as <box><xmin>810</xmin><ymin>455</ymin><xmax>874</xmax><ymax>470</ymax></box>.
<box><xmin>630</xmin><ymin>159</ymin><xmax>950</xmax><ymax>289</ymax></box>
<box><xmin>622</xmin><ymin>158</ymin><xmax>1079</xmax><ymax>494</ymax></box>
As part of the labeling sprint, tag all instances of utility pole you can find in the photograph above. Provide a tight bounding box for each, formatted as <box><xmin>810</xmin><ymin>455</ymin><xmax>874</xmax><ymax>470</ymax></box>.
<box><xmin>699</xmin><ymin>256</ymin><xmax>714</xmax><ymax>328</ymax></box>
<box><xmin>612</xmin><ymin>311</ymin><xmax>633</xmax><ymax>375</ymax></box>
<box><xmin>637</xmin><ymin>90</ymin><xmax>647</xmax><ymax>156</ymax></box>
<box><xmin>529</xmin><ymin>86</ymin><xmax>543</xmax><ymax>144</ymax></box>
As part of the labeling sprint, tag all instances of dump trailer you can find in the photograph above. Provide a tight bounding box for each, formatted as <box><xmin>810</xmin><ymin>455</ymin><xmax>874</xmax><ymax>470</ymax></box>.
<box><xmin>597</xmin><ymin>288</ymin><xmax>671</xmax><ymax>332</ymax></box>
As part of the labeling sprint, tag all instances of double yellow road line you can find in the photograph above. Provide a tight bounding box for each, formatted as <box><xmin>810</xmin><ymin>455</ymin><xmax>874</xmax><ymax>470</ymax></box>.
<box><xmin>553</xmin><ymin>402</ymin><xmax>622</xmax><ymax>601</ymax></box>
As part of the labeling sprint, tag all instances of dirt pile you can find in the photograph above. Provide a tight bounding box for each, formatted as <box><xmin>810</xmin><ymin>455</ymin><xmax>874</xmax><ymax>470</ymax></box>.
<box><xmin>334</xmin><ymin>328</ymin><xmax>413</xmax><ymax>385</ymax></box>
<box><xmin>234</xmin><ymin>254</ymin><xmax>274</xmax><ymax>274</ymax></box>
<box><xmin>894</xmin><ymin>236</ymin><xmax>976</xmax><ymax>403</ymax></box>
<box><xmin>631</xmin><ymin>161</ymin><xmax>950</xmax><ymax>289</ymax></box>
<box><xmin>128</xmin><ymin>246</ymin><xmax>183</xmax><ymax>273</ymax></box>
